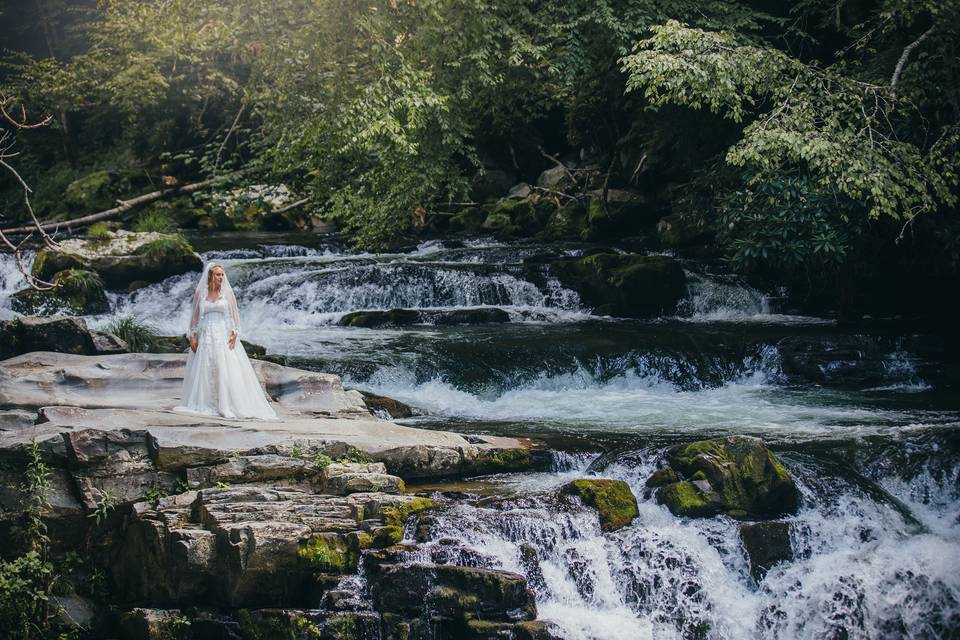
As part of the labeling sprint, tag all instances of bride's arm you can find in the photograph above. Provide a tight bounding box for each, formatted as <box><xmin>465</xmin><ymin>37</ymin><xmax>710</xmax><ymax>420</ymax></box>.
<box><xmin>227</xmin><ymin>289</ymin><xmax>240</xmax><ymax>349</ymax></box>
<box><xmin>188</xmin><ymin>289</ymin><xmax>200</xmax><ymax>352</ymax></box>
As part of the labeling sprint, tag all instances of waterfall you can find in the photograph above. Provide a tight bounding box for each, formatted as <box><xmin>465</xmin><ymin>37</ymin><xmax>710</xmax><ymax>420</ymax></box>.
<box><xmin>410</xmin><ymin>448</ymin><xmax>960</xmax><ymax>640</ymax></box>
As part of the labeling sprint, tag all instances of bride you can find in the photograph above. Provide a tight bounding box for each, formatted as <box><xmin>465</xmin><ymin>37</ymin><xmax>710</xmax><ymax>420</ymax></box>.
<box><xmin>173</xmin><ymin>262</ymin><xmax>277</xmax><ymax>420</ymax></box>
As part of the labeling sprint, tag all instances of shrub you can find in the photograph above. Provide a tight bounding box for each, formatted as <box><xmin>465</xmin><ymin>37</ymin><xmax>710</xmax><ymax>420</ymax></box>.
<box><xmin>55</xmin><ymin>269</ymin><xmax>105</xmax><ymax>297</ymax></box>
<box><xmin>105</xmin><ymin>315</ymin><xmax>158</xmax><ymax>353</ymax></box>
<box><xmin>86</xmin><ymin>222</ymin><xmax>112</xmax><ymax>242</ymax></box>
<box><xmin>136</xmin><ymin>234</ymin><xmax>190</xmax><ymax>259</ymax></box>
<box><xmin>0</xmin><ymin>552</ymin><xmax>54</xmax><ymax>640</ymax></box>
<box><xmin>134</xmin><ymin>209</ymin><xmax>176</xmax><ymax>233</ymax></box>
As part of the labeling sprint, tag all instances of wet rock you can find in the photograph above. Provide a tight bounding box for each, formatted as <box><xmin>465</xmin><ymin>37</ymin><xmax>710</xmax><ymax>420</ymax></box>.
<box><xmin>50</xmin><ymin>594</ymin><xmax>97</xmax><ymax>631</ymax></box>
<box><xmin>31</xmin><ymin>231</ymin><xmax>201</xmax><ymax>290</ymax></box>
<box><xmin>432</xmin><ymin>307</ymin><xmax>511</xmax><ymax>325</ymax></box>
<box><xmin>645</xmin><ymin>467</ymin><xmax>679</xmax><ymax>491</ymax></box>
<box><xmin>11</xmin><ymin>269</ymin><xmax>109</xmax><ymax>316</ymax></box>
<box><xmin>0</xmin><ymin>316</ymin><xmax>126</xmax><ymax>360</ymax></box>
<box><xmin>368</xmin><ymin>562</ymin><xmax>537</xmax><ymax>623</ymax></box>
<box><xmin>776</xmin><ymin>335</ymin><xmax>905</xmax><ymax>387</ymax></box>
<box><xmin>374</xmin><ymin>444</ymin><xmax>464</xmax><ymax>478</ymax></box>
<box><xmin>562</xmin><ymin>478</ymin><xmax>639</xmax><ymax>531</ymax></box>
<box><xmin>358</xmin><ymin>391</ymin><xmax>416</xmax><ymax>419</ymax></box>
<box><xmin>339</xmin><ymin>309</ymin><xmax>420</xmax><ymax>328</ymax></box>
<box><xmin>740</xmin><ymin>521</ymin><xmax>793</xmax><ymax>582</ymax></box>
<box><xmin>549</xmin><ymin>253</ymin><xmax>686</xmax><ymax>318</ymax></box>
<box><xmin>449</xmin><ymin>206</ymin><xmax>489</xmax><ymax>233</ymax></box>
<box><xmin>583</xmin><ymin>190</ymin><xmax>655</xmax><ymax>241</ymax></box>
<box><xmin>655</xmin><ymin>436</ymin><xmax>801</xmax><ymax>519</ymax></box>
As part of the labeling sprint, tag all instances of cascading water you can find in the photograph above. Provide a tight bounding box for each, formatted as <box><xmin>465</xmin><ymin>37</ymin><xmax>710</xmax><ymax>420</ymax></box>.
<box><xmin>405</xmin><ymin>445</ymin><xmax>960</xmax><ymax>640</ymax></box>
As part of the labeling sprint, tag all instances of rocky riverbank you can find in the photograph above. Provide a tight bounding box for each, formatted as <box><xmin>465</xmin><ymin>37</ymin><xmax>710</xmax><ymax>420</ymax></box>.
<box><xmin>0</xmin><ymin>342</ymin><xmax>809</xmax><ymax>640</ymax></box>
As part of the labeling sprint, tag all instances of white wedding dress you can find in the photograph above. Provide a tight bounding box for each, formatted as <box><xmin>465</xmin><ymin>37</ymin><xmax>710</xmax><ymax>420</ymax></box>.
<box><xmin>174</xmin><ymin>265</ymin><xmax>277</xmax><ymax>420</ymax></box>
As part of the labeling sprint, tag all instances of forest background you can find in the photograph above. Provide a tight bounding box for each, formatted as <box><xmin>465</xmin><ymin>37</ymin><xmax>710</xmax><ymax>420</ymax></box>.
<box><xmin>1</xmin><ymin>0</ymin><xmax>958</xmax><ymax>319</ymax></box>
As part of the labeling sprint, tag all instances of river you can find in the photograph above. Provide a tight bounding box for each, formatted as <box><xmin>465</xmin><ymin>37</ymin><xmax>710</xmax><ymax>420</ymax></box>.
<box><xmin>2</xmin><ymin>234</ymin><xmax>958</xmax><ymax>639</ymax></box>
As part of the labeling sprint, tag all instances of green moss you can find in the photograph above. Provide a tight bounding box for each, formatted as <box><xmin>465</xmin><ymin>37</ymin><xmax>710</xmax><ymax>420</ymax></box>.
<box><xmin>382</xmin><ymin>497</ymin><xmax>436</xmax><ymax>528</ymax></box>
<box><xmin>371</xmin><ymin>525</ymin><xmax>404</xmax><ymax>547</ymax></box>
<box><xmin>297</xmin><ymin>534</ymin><xmax>355</xmax><ymax>573</ymax></box>
<box><xmin>134</xmin><ymin>234</ymin><xmax>193</xmax><ymax>260</ymax></box>
<box><xmin>475</xmin><ymin>447</ymin><xmax>533</xmax><ymax>471</ymax></box>
<box><xmin>657</xmin><ymin>480</ymin><xmax>718</xmax><ymax>518</ymax></box>
<box><xmin>564</xmin><ymin>479</ymin><xmax>639</xmax><ymax>531</ymax></box>
<box><xmin>448</xmin><ymin>206</ymin><xmax>488</xmax><ymax>233</ymax></box>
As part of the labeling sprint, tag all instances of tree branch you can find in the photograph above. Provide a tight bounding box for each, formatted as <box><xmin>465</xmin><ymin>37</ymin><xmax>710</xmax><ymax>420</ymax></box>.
<box><xmin>891</xmin><ymin>26</ymin><xmax>935</xmax><ymax>92</ymax></box>
<box><xmin>1</xmin><ymin>168</ymin><xmax>258</xmax><ymax>235</ymax></box>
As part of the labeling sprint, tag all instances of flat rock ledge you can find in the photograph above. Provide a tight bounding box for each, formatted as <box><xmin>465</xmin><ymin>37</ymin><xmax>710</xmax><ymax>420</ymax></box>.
<box><xmin>0</xmin><ymin>351</ymin><xmax>541</xmax><ymax>481</ymax></box>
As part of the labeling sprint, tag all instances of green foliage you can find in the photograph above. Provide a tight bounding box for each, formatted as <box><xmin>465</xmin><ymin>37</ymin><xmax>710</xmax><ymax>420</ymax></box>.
<box><xmin>85</xmin><ymin>222</ymin><xmax>112</xmax><ymax>242</ymax></box>
<box><xmin>87</xmin><ymin>488</ymin><xmax>116</xmax><ymax>526</ymax></box>
<box><xmin>337</xmin><ymin>447</ymin><xmax>371</xmax><ymax>464</ymax></box>
<box><xmin>0</xmin><ymin>552</ymin><xmax>55</xmax><ymax>640</ymax></box>
<box><xmin>313</xmin><ymin>454</ymin><xmax>333</xmax><ymax>470</ymax></box>
<box><xmin>105</xmin><ymin>315</ymin><xmax>159</xmax><ymax>353</ymax></box>
<box><xmin>22</xmin><ymin>442</ymin><xmax>51</xmax><ymax>552</ymax></box>
<box><xmin>54</xmin><ymin>269</ymin><xmax>104</xmax><ymax>299</ymax></box>
<box><xmin>133</xmin><ymin>210</ymin><xmax>176</xmax><ymax>233</ymax></box>
<box><xmin>717</xmin><ymin>172</ymin><xmax>862</xmax><ymax>275</ymax></box>
<box><xmin>1</xmin><ymin>442</ymin><xmax>55</xmax><ymax>640</ymax></box>
<box><xmin>622</xmin><ymin>19</ymin><xmax>960</xmax><ymax>225</ymax></box>
<box><xmin>135</xmin><ymin>235</ymin><xmax>191</xmax><ymax>260</ymax></box>
<box><xmin>143</xmin><ymin>487</ymin><xmax>167</xmax><ymax>507</ymax></box>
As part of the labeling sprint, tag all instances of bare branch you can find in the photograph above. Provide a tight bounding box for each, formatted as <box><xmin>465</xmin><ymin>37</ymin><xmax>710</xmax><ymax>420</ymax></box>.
<box><xmin>891</xmin><ymin>26</ymin><xmax>935</xmax><ymax>92</ymax></box>
<box><xmin>213</xmin><ymin>102</ymin><xmax>246</xmax><ymax>172</ymax></box>
<box><xmin>0</xmin><ymin>93</ymin><xmax>53</xmax><ymax>130</ymax></box>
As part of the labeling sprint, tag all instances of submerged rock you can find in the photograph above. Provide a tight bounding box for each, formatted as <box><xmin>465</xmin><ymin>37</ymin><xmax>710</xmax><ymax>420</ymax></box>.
<box><xmin>31</xmin><ymin>230</ymin><xmax>201</xmax><ymax>290</ymax></box>
<box><xmin>740</xmin><ymin>521</ymin><xmax>793</xmax><ymax>582</ymax></box>
<box><xmin>654</xmin><ymin>436</ymin><xmax>801</xmax><ymax>519</ymax></box>
<box><xmin>562</xmin><ymin>478</ymin><xmax>639</xmax><ymax>531</ymax></box>
<box><xmin>358</xmin><ymin>390</ymin><xmax>416</xmax><ymax>419</ymax></box>
<box><xmin>339</xmin><ymin>307</ymin><xmax>511</xmax><ymax>327</ymax></box>
<box><xmin>549</xmin><ymin>253</ymin><xmax>686</xmax><ymax>318</ymax></box>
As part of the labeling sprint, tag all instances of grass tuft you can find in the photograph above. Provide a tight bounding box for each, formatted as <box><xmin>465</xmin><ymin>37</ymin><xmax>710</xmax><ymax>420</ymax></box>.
<box><xmin>134</xmin><ymin>210</ymin><xmax>176</xmax><ymax>233</ymax></box>
<box><xmin>105</xmin><ymin>315</ymin><xmax>159</xmax><ymax>353</ymax></box>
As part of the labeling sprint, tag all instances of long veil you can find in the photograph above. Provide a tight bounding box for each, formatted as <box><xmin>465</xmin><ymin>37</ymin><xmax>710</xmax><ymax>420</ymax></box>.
<box><xmin>188</xmin><ymin>262</ymin><xmax>240</xmax><ymax>338</ymax></box>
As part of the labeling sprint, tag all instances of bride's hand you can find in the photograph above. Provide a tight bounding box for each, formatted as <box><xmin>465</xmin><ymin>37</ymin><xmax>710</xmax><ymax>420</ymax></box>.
<box><xmin>228</xmin><ymin>332</ymin><xmax>237</xmax><ymax>350</ymax></box>
<box><xmin>189</xmin><ymin>335</ymin><xmax>198</xmax><ymax>353</ymax></box>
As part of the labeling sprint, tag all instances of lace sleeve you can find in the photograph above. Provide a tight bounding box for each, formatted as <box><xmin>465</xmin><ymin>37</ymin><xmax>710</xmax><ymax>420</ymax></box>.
<box><xmin>227</xmin><ymin>289</ymin><xmax>241</xmax><ymax>337</ymax></box>
<box><xmin>188</xmin><ymin>289</ymin><xmax>201</xmax><ymax>337</ymax></box>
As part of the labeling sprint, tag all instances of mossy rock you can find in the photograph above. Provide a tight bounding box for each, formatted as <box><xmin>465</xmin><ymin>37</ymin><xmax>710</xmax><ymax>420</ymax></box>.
<box><xmin>582</xmin><ymin>190</ymin><xmax>654</xmax><ymax>241</ymax></box>
<box><xmin>381</xmin><ymin>497</ymin><xmax>436</xmax><ymax>528</ymax></box>
<box><xmin>32</xmin><ymin>232</ymin><xmax>201</xmax><ymax>290</ymax></box>
<box><xmin>540</xmin><ymin>201</ymin><xmax>588</xmax><ymax>240</ymax></box>
<box><xmin>11</xmin><ymin>269</ymin><xmax>109</xmax><ymax>316</ymax></box>
<box><xmin>549</xmin><ymin>253</ymin><xmax>686</xmax><ymax>318</ymax></box>
<box><xmin>655</xmin><ymin>436</ymin><xmax>801</xmax><ymax>520</ymax></box>
<box><xmin>448</xmin><ymin>207</ymin><xmax>489</xmax><ymax>233</ymax></box>
<box><xmin>297</xmin><ymin>533</ymin><xmax>358</xmax><ymax>574</ymax></box>
<box><xmin>562</xmin><ymin>479</ymin><xmax>639</xmax><ymax>531</ymax></box>
<box><xmin>474</xmin><ymin>447</ymin><xmax>534</xmax><ymax>473</ymax></box>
